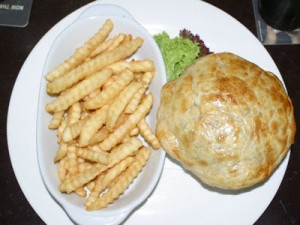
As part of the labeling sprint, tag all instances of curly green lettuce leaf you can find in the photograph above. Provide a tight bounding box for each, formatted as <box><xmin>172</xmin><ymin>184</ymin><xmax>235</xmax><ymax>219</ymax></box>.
<box><xmin>154</xmin><ymin>32</ymin><xmax>199</xmax><ymax>81</ymax></box>
<box><xmin>179</xmin><ymin>29</ymin><xmax>212</xmax><ymax>57</ymax></box>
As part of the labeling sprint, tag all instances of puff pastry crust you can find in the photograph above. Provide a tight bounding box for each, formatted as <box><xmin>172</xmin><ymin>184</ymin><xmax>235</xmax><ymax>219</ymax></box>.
<box><xmin>156</xmin><ymin>52</ymin><xmax>296</xmax><ymax>189</ymax></box>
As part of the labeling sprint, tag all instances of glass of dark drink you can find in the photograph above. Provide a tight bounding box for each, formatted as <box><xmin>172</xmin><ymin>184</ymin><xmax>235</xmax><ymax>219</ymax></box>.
<box><xmin>258</xmin><ymin>0</ymin><xmax>300</xmax><ymax>31</ymax></box>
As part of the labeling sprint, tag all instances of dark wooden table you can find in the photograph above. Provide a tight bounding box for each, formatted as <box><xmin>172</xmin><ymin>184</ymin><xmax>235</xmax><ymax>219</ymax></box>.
<box><xmin>1</xmin><ymin>0</ymin><xmax>299</xmax><ymax>224</ymax></box>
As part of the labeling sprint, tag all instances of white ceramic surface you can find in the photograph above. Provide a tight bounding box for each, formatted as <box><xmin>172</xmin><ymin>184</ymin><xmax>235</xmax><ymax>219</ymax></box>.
<box><xmin>7</xmin><ymin>0</ymin><xmax>289</xmax><ymax>224</ymax></box>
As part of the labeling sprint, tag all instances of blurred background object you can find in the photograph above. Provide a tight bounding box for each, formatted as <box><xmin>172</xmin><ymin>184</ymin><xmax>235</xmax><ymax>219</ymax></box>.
<box><xmin>253</xmin><ymin>0</ymin><xmax>300</xmax><ymax>45</ymax></box>
<box><xmin>0</xmin><ymin>0</ymin><xmax>33</xmax><ymax>27</ymax></box>
<box><xmin>258</xmin><ymin>0</ymin><xmax>300</xmax><ymax>31</ymax></box>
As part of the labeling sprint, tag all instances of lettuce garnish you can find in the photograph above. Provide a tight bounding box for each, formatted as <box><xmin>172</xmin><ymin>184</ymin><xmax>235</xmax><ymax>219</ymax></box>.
<box><xmin>154</xmin><ymin>30</ymin><xmax>212</xmax><ymax>82</ymax></box>
<box><xmin>179</xmin><ymin>29</ymin><xmax>212</xmax><ymax>57</ymax></box>
<box><xmin>154</xmin><ymin>31</ymin><xmax>199</xmax><ymax>82</ymax></box>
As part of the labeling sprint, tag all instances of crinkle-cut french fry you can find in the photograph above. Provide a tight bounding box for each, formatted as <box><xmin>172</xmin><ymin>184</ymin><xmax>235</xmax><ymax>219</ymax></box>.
<box><xmin>66</xmin><ymin>102</ymin><xmax>81</xmax><ymax>126</ymax></box>
<box><xmin>65</xmin><ymin>173</ymin><xmax>70</xmax><ymax>180</ymax></box>
<box><xmin>99</xmin><ymin>93</ymin><xmax>153</xmax><ymax>151</ymax></box>
<box><xmin>48</xmin><ymin>111</ymin><xmax>64</xmax><ymax>129</ymax></box>
<box><xmin>114</xmin><ymin>113</ymin><xmax>128</xmax><ymax>128</ymax></box>
<box><xmin>58</xmin><ymin>157</ymin><xmax>67</xmax><ymax>182</ymax></box>
<box><xmin>60</xmin><ymin>163</ymin><xmax>105</xmax><ymax>193</ymax></box>
<box><xmin>106</xmin><ymin>81</ymin><xmax>143</xmax><ymax>132</ymax></box>
<box><xmin>88</xmin><ymin>144</ymin><xmax>104</xmax><ymax>153</ymax></box>
<box><xmin>87</xmin><ymin>180</ymin><xmax>95</xmax><ymax>191</ymax></box>
<box><xmin>85</xmin><ymin>175</ymin><xmax>103</xmax><ymax>207</ymax></box>
<box><xmin>75</xmin><ymin>187</ymin><xmax>87</xmax><ymax>198</ymax></box>
<box><xmin>56</xmin><ymin>117</ymin><xmax>67</xmax><ymax>142</ymax></box>
<box><xmin>141</xmin><ymin>71</ymin><xmax>155</xmax><ymax>85</ymax></box>
<box><xmin>45</xmin><ymin>19</ymin><xmax>113</xmax><ymax>82</ymax></box>
<box><xmin>87</xmin><ymin>146</ymin><xmax>151</xmax><ymax>210</ymax></box>
<box><xmin>66</xmin><ymin>145</ymin><xmax>87</xmax><ymax>196</ymax></box>
<box><xmin>89</xmin><ymin>126</ymin><xmax>110</xmax><ymax>145</ymax></box>
<box><xmin>79</xmin><ymin>105</ymin><xmax>108</xmax><ymax>147</ymax></box>
<box><xmin>90</xmin><ymin>33</ymin><xmax>126</xmax><ymax>58</ymax></box>
<box><xmin>76</xmin><ymin>147</ymin><xmax>108</xmax><ymax>165</ymax></box>
<box><xmin>62</xmin><ymin>117</ymin><xmax>87</xmax><ymax>142</ymax></box>
<box><xmin>135</xmin><ymin>146</ymin><xmax>151</xmax><ymax>162</ymax></box>
<box><xmin>108</xmin><ymin>137</ymin><xmax>143</xmax><ymax>163</ymax></box>
<box><xmin>57</xmin><ymin>116</ymin><xmax>67</xmax><ymax>135</ymax></box>
<box><xmin>54</xmin><ymin>142</ymin><xmax>68</xmax><ymax>162</ymax></box>
<box><xmin>46</xmin><ymin>38</ymin><xmax>143</xmax><ymax>94</ymax></box>
<box><xmin>80</xmin><ymin>108</ymin><xmax>90</xmax><ymax>119</ymax></box>
<box><xmin>78</xmin><ymin>162</ymin><xmax>93</xmax><ymax>173</ymax></box>
<box><xmin>106</xmin><ymin>33</ymin><xmax>127</xmax><ymax>51</ymax></box>
<box><xmin>46</xmin><ymin>69</ymin><xmax>112</xmax><ymax>113</ymax></box>
<box><xmin>86</xmin><ymin>88</ymin><xmax>101</xmax><ymax>100</ymax></box>
<box><xmin>124</xmin><ymin>82</ymin><xmax>147</xmax><ymax>114</ymax></box>
<box><xmin>67</xmin><ymin>145</ymin><xmax>79</xmax><ymax>175</ymax></box>
<box><xmin>107</xmin><ymin>59</ymin><xmax>155</xmax><ymax>75</ymax></box>
<box><xmin>137</xmin><ymin>119</ymin><xmax>161</xmax><ymax>149</ymax></box>
<box><xmin>77</xmin><ymin>157</ymin><xmax>85</xmax><ymax>163</ymax></box>
<box><xmin>121</xmin><ymin>135</ymin><xmax>131</xmax><ymax>144</ymax></box>
<box><xmin>129</xmin><ymin>127</ymin><xmax>139</xmax><ymax>136</ymax></box>
<box><xmin>107</xmin><ymin>60</ymin><xmax>128</xmax><ymax>74</ymax></box>
<box><xmin>128</xmin><ymin>59</ymin><xmax>155</xmax><ymax>72</ymax></box>
<box><xmin>134</xmin><ymin>72</ymin><xmax>143</xmax><ymax>82</ymax></box>
<box><xmin>85</xmin><ymin>156</ymin><xmax>134</xmax><ymax>207</ymax></box>
<box><xmin>101</xmin><ymin>75</ymin><xmax>118</xmax><ymax>90</ymax></box>
<box><xmin>121</xmin><ymin>34</ymin><xmax>132</xmax><ymax>44</ymax></box>
<box><xmin>124</xmin><ymin>71</ymin><xmax>154</xmax><ymax>114</ymax></box>
<box><xmin>84</xmin><ymin>69</ymin><xmax>134</xmax><ymax>110</ymax></box>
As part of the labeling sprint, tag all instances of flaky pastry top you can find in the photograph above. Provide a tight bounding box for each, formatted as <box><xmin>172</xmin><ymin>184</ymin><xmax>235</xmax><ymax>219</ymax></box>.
<box><xmin>156</xmin><ymin>52</ymin><xmax>296</xmax><ymax>189</ymax></box>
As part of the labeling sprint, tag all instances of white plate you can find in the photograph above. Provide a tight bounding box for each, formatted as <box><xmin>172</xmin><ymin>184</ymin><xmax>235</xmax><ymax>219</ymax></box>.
<box><xmin>7</xmin><ymin>0</ymin><xmax>289</xmax><ymax>225</ymax></box>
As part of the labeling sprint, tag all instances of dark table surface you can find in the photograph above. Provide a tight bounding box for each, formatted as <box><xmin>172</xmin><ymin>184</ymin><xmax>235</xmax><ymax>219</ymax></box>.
<box><xmin>1</xmin><ymin>0</ymin><xmax>299</xmax><ymax>224</ymax></box>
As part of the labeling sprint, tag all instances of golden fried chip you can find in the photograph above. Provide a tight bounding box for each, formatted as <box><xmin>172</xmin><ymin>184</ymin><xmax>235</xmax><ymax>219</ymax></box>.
<box><xmin>79</xmin><ymin>105</ymin><xmax>108</xmax><ymax>147</ymax></box>
<box><xmin>48</xmin><ymin>111</ymin><xmax>64</xmax><ymax>129</ymax></box>
<box><xmin>66</xmin><ymin>102</ymin><xmax>81</xmax><ymax>126</ymax></box>
<box><xmin>78</xmin><ymin>162</ymin><xmax>93</xmax><ymax>173</ymax></box>
<box><xmin>58</xmin><ymin>157</ymin><xmax>68</xmax><ymax>182</ymax></box>
<box><xmin>107</xmin><ymin>137</ymin><xmax>143</xmax><ymax>162</ymax></box>
<box><xmin>129</xmin><ymin>127</ymin><xmax>139</xmax><ymax>136</ymax></box>
<box><xmin>108</xmin><ymin>59</ymin><xmax>155</xmax><ymax>74</ymax></box>
<box><xmin>99</xmin><ymin>93</ymin><xmax>153</xmax><ymax>151</ymax></box>
<box><xmin>53</xmin><ymin>142</ymin><xmax>68</xmax><ymax>162</ymax></box>
<box><xmin>125</xmin><ymin>71</ymin><xmax>154</xmax><ymax>113</ymax></box>
<box><xmin>46</xmin><ymin>38</ymin><xmax>143</xmax><ymax>94</ymax></box>
<box><xmin>84</xmin><ymin>69</ymin><xmax>134</xmax><ymax>110</ymax></box>
<box><xmin>62</xmin><ymin>118</ymin><xmax>86</xmax><ymax>143</ymax></box>
<box><xmin>46</xmin><ymin>69</ymin><xmax>112</xmax><ymax>113</ymax></box>
<box><xmin>75</xmin><ymin>187</ymin><xmax>87</xmax><ymax>198</ymax></box>
<box><xmin>66</xmin><ymin>144</ymin><xmax>79</xmax><ymax>175</ymax></box>
<box><xmin>60</xmin><ymin>163</ymin><xmax>105</xmax><ymax>193</ymax></box>
<box><xmin>87</xmin><ymin>146</ymin><xmax>150</xmax><ymax>210</ymax></box>
<box><xmin>56</xmin><ymin>117</ymin><xmax>67</xmax><ymax>142</ymax></box>
<box><xmin>89</xmin><ymin>33</ymin><xmax>126</xmax><ymax>58</ymax></box>
<box><xmin>76</xmin><ymin>147</ymin><xmax>108</xmax><ymax>165</ymax></box>
<box><xmin>89</xmin><ymin>126</ymin><xmax>110</xmax><ymax>145</ymax></box>
<box><xmin>60</xmin><ymin>138</ymin><xmax>141</xmax><ymax>193</ymax></box>
<box><xmin>137</xmin><ymin>119</ymin><xmax>161</xmax><ymax>149</ymax></box>
<box><xmin>45</xmin><ymin>19</ymin><xmax>113</xmax><ymax>82</ymax></box>
<box><xmin>106</xmin><ymin>81</ymin><xmax>142</xmax><ymax>131</ymax></box>
<box><xmin>85</xmin><ymin>156</ymin><xmax>134</xmax><ymax>207</ymax></box>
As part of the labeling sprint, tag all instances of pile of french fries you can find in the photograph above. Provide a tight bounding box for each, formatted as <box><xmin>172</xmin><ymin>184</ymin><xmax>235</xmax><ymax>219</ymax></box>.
<box><xmin>44</xmin><ymin>19</ymin><xmax>161</xmax><ymax>211</ymax></box>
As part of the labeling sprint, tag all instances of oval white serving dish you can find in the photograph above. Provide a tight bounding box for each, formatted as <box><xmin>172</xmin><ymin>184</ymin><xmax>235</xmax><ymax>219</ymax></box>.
<box><xmin>36</xmin><ymin>4</ymin><xmax>166</xmax><ymax>225</ymax></box>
